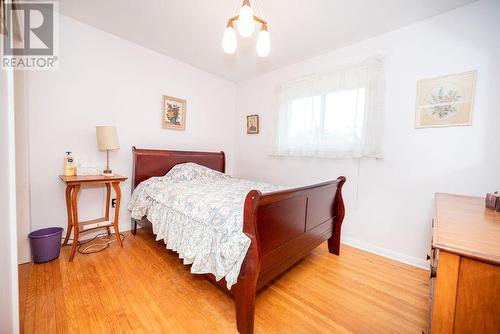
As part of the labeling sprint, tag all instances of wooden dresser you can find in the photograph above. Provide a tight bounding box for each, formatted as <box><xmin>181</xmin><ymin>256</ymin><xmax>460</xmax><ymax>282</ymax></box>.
<box><xmin>430</xmin><ymin>193</ymin><xmax>500</xmax><ymax>333</ymax></box>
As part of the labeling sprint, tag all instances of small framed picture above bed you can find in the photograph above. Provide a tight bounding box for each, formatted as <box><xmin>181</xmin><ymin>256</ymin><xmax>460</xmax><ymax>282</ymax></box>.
<box><xmin>247</xmin><ymin>114</ymin><xmax>259</xmax><ymax>134</ymax></box>
<box><xmin>163</xmin><ymin>95</ymin><xmax>186</xmax><ymax>130</ymax></box>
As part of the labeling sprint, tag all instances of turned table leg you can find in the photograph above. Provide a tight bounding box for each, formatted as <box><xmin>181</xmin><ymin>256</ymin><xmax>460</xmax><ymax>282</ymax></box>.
<box><xmin>111</xmin><ymin>182</ymin><xmax>123</xmax><ymax>247</ymax></box>
<box><xmin>62</xmin><ymin>185</ymin><xmax>74</xmax><ymax>246</ymax></box>
<box><xmin>69</xmin><ymin>185</ymin><xmax>81</xmax><ymax>262</ymax></box>
<box><xmin>105</xmin><ymin>183</ymin><xmax>112</xmax><ymax>237</ymax></box>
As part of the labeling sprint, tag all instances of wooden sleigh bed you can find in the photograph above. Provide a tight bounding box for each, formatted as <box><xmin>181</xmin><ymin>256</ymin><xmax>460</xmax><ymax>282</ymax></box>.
<box><xmin>130</xmin><ymin>147</ymin><xmax>346</xmax><ymax>333</ymax></box>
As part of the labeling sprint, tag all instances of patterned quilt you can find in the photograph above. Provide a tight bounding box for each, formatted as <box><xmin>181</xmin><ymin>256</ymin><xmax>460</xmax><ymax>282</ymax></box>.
<box><xmin>128</xmin><ymin>163</ymin><xmax>283</xmax><ymax>289</ymax></box>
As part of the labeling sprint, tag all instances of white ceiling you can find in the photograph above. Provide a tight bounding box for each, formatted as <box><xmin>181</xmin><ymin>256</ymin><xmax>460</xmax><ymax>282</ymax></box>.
<box><xmin>58</xmin><ymin>0</ymin><xmax>477</xmax><ymax>82</ymax></box>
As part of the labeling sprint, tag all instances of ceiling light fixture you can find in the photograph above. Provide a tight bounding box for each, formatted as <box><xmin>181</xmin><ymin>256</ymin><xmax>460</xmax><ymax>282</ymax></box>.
<box><xmin>222</xmin><ymin>0</ymin><xmax>271</xmax><ymax>57</ymax></box>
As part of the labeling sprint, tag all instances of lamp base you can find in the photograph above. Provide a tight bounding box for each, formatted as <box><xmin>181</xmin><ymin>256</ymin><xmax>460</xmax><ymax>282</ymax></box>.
<box><xmin>102</xmin><ymin>169</ymin><xmax>114</xmax><ymax>177</ymax></box>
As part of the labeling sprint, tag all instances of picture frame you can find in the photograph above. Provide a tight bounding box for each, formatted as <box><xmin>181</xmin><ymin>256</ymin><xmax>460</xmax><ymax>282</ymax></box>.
<box><xmin>246</xmin><ymin>114</ymin><xmax>259</xmax><ymax>134</ymax></box>
<box><xmin>415</xmin><ymin>71</ymin><xmax>476</xmax><ymax>128</ymax></box>
<box><xmin>0</xmin><ymin>1</ymin><xmax>5</xmax><ymax>36</ymax></box>
<box><xmin>163</xmin><ymin>95</ymin><xmax>187</xmax><ymax>130</ymax></box>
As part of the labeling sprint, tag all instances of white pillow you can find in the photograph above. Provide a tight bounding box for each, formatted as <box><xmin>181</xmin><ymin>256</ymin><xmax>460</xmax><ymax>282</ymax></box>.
<box><xmin>164</xmin><ymin>163</ymin><xmax>226</xmax><ymax>182</ymax></box>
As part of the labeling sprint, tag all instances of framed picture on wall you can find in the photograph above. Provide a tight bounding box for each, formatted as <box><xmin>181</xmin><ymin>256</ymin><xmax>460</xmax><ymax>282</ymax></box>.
<box><xmin>163</xmin><ymin>95</ymin><xmax>186</xmax><ymax>130</ymax></box>
<box><xmin>415</xmin><ymin>71</ymin><xmax>476</xmax><ymax>128</ymax></box>
<box><xmin>247</xmin><ymin>114</ymin><xmax>259</xmax><ymax>134</ymax></box>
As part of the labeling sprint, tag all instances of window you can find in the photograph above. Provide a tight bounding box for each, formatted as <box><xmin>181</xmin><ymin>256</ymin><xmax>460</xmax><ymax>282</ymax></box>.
<box><xmin>270</xmin><ymin>58</ymin><xmax>384</xmax><ymax>158</ymax></box>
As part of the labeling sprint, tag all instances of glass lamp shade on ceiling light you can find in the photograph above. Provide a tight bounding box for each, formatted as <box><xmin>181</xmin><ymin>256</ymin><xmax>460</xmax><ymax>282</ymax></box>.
<box><xmin>256</xmin><ymin>28</ymin><xmax>271</xmax><ymax>57</ymax></box>
<box><xmin>237</xmin><ymin>4</ymin><xmax>255</xmax><ymax>37</ymax></box>
<box><xmin>222</xmin><ymin>25</ymin><xmax>237</xmax><ymax>54</ymax></box>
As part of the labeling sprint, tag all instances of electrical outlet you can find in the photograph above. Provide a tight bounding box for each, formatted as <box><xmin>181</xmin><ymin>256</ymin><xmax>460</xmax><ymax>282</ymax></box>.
<box><xmin>111</xmin><ymin>198</ymin><xmax>116</xmax><ymax>208</ymax></box>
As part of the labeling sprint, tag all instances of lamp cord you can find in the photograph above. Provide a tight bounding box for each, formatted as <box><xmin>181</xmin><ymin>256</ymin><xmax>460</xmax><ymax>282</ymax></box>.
<box><xmin>63</xmin><ymin>232</ymin><xmax>126</xmax><ymax>255</ymax></box>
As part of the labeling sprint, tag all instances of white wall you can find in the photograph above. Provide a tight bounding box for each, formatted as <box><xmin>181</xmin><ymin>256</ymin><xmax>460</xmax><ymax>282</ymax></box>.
<box><xmin>26</xmin><ymin>15</ymin><xmax>236</xmax><ymax>233</ymax></box>
<box><xmin>0</xmin><ymin>44</ymin><xmax>20</xmax><ymax>332</ymax></box>
<box><xmin>15</xmin><ymin>68</ymin><xmax>31</xmax><ymax>264</ymax></box>
<box><xmin>234</xmin><ymin>0</ymin><xmax>500</xmax><ymax>267</ymax></box>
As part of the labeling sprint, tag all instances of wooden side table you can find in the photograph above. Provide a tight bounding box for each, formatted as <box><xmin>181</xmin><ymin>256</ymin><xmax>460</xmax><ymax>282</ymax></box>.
<box><xmin>59</xmin><ymin>174</ymin><xmax>128</xmax><ymax>261</ymax></box>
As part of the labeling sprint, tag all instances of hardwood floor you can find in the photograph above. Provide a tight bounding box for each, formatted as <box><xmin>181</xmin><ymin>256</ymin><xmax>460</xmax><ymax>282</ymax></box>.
<box><xmin>19</xmin><ymin>229</ymin><xmax>430</xmax><ymax>333</ymax></box>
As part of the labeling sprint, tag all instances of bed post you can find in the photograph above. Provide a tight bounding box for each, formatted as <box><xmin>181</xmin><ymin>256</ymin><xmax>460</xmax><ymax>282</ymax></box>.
<box><xmin>328</xmin><ymin>176</ymin><xmax>346</xmax><ymax>255</ymax></box>
<box><xmin>131</xmin><ymin>146</ymin><xmax>138</xmax><ymax>235</ymax></box>
<box><xmin>235</xmin><ymin>189</ymin><xmax>262</xmax><ymax>334</ymax></box>
<box><xmin>131</xmin><ymin>219</ymin><xmax>137</xmax><ymax>235</ymax></box>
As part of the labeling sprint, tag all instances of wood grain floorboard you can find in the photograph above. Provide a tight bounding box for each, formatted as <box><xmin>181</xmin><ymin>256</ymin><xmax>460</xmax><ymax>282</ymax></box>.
<box><xmin>19</xmin><ymin>229</ymin><xmax>429</xmax><ymax>333</ymax></box>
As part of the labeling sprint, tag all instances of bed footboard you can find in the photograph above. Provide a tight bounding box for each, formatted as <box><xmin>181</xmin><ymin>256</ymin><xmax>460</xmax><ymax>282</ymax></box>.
<box><xmin>235</xmin><ymin>177</ymin><xmax>346</xmax><ymax>333</ymax></box>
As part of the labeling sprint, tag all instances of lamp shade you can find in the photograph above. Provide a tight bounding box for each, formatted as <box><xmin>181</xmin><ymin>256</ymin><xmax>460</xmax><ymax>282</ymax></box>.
<box><xmin>96</xmin><ymin>126</ymin><xmax>119</xmax><ymax>150</ymax></box>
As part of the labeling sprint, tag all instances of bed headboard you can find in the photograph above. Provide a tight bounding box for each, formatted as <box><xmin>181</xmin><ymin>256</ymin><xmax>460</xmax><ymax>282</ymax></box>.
<box><xmin>131</xmin><ymin>147</ymin><xmax>225</xmax><ymax>190</ymax></box>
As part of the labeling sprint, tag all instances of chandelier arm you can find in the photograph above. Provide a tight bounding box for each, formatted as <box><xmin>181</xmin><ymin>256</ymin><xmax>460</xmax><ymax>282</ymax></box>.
<box><xmin>252</xmin><ymin>15</ymin><xmax>267</xmax><ymax>26</ymax></box>
<box><xmin>228</xmin><ymin>15</ymin><xmax>239</xmax><ymax>23</ymax></box>
<box><xmin>227</xmin><ymin>15</ymin><xmax>267</xmax><ymax>26</ymax></box>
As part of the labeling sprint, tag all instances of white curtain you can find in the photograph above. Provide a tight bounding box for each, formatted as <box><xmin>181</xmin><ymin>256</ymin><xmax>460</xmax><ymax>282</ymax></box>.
<box><xmin>269</xmin><ymin>57</ymin><xmax>385</xmax><ymax>159</ymax></box>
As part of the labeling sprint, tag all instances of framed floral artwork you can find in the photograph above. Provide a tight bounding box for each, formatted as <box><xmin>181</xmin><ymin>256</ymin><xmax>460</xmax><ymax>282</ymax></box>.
<box><xmin>247</xmin><ymin>114</ymin><xmax>259</xmax><ymax>134</ymax></box>
<box><xmin>415</xmin><ymin>71</ymin><xmax>476</xmax><ymax>128</ymax></box>
<box><xmin>163</xmin><ymin>95</ymin><xmax>186</xmax><ymax>130</ymax></box>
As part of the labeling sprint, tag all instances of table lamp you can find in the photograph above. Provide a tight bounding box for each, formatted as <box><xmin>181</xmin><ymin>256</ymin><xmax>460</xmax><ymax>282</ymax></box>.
<box><xmin>96</xmin><ymin>126</ymin><xmax>119</xmax><ymax>176</ymax></box>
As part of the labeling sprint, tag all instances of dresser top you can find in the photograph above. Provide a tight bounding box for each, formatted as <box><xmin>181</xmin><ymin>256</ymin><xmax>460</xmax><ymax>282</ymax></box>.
<box><xmin>433</xmin><ymin>193</ymin><xmax>500</xmax><ymax>265</ymax></box>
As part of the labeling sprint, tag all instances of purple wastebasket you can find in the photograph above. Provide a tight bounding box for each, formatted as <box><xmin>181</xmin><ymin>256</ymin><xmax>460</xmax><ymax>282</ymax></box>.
<box><xmin>28</xmin><ymin>227</ymin><xmax>64</xmax><ymax>263</ymax></box>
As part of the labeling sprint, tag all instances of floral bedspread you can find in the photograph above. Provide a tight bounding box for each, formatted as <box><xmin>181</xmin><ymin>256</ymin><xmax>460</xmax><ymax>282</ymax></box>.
<box><xmin>128</xmin><ymin>163</ymin><xmax>283</xmax><ymax>289</ymax></box>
